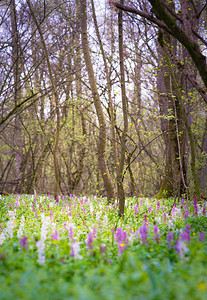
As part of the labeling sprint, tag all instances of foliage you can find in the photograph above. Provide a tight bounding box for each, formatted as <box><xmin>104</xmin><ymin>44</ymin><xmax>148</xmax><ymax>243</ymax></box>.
<box><xmin>0</xmin><ymin>194</ymin><xmax>207</xmax><ymax>299</ymax></box>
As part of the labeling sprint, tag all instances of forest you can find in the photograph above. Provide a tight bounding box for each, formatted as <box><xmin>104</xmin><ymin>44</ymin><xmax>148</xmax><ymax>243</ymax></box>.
<box><xmin>1</xmin><ymin>0</ymin><xmax>207</xmax><ymax>209</ymax></box>
<box><xmin>0</xmin><ymin>0</ymin><xmax>207</xmax><ymax>299</ymax></box>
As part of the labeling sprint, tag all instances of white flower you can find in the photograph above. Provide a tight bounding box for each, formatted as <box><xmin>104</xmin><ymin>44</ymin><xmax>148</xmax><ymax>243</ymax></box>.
<box><xmin>177</xmin><ymin>241</ymin><xmax>189</xmax><ymax>261</ymax></box>
<box><xmin>70</xmin><ymin>241</ymin><xmax>82</xmax><ymax>259</ymax></box>
<box><xmin>36</xmin><ymin>240</ymin><xmax>45</xmax><ymax>265</ymax></box>
<box><xmin>168</xmin><ymin>219</ymin><xmax>174</xmax><ymax>229</ymax></box>
<box><xmin>0</xmin><ymin>232</ymin><xmax>6</xmax><ymax>245</ymax></box>
<box><xmin>17</xmin><ymin>215</ymin><xmax>25</xmax><ymax>238</ymax></box>
<box><xmin>5</xmin><ymin>210</ymin><xmax>16</xmax><ymax>238</ymax></box>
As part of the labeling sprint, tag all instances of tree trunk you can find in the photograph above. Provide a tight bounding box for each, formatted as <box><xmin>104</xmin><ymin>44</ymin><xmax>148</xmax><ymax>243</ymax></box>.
<box><xmin>10</xmin><ymin>0</ymin><xmax>23</xmax><ymax>194</ymax></box>
<box><xmin>27</xmin><ymin>0</ymin><xmax>60</xmax><ymax>199</ymax></box>
<box><xmin>117</xmin><ymin>0</ymin><xmax>128</xmax><ymax>216</ymax></box>
<box><xmin>80</xmin><ymin>0</ymin><xmax>115</xmax><ymax>202</ymax></box>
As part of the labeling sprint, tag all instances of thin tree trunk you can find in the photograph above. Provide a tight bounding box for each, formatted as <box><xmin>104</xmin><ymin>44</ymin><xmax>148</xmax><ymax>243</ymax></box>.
<box><xmin>91</xmin><ymin>0</ymin><xmax>118</xmax><ymax>182</ymax></box>
<box><xmin>117</xmin><ymin>0</ymin><xmax>128</xmax><ymax>217</ymax></box>
<box><xmin>80</xmin><ymin>0</ymin><xmax>115</xmax><ymax>202</ymax></box>
<box><xmin>10</xmin><ymin>0</ymin><xmax>23</xmax><ymax>193</ymax></box>
<box><xmin>164</xmin><ymin>52</ymin><xmax>201</xmax><ymax>200</ymax></box>
<box><xmin>27</xmin><ymin>0</ymin><xmax>60</xmax><ymax>199</ymax></box>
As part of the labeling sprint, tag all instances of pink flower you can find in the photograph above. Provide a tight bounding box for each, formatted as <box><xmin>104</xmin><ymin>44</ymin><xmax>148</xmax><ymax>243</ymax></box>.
<box><xmin>134</xmin><ymin>204</ymin><xmax>139</xmax><ymax>215</ymax></box>
<box><xmin>139</xmin><ymin>223</ymin><xmax>148</xmax><ymax>245</ymax></box>
<box><xmin>167</xmin><ymin>232</ymin><xmax>173</xmax><ymax>249</ymax></box>
<box><xmin>20</xmin><ymin>237</ymin><xmax>28</xmax><ymax>250</ymax></box>
<box><xmin>51</xmin><ymin>230</ymin><xmax>59</xmax><ymax>241</ymax></box>
<box><xmin>115</xmin><ymin>228</ymin><xmax>128</xmax><ymax>254</ymax></box>
<box><xmin>153</xmin><ymin>225</ymin><xmax>160</xmax><ymax>242</ymax></box>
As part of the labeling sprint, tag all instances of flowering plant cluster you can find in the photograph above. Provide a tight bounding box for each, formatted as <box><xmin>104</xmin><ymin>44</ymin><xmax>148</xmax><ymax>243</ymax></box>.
<box><xmin>0</xmin><ymin>194</ymin><xmax>207</xmax><ymax>299</ymax></box>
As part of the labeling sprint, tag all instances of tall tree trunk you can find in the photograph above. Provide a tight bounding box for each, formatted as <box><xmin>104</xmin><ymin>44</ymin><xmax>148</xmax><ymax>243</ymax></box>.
<box><xmin>91</xmin><ymin>0</ymin><xmax>118</xmax><ymax>189</ymax></box>
<box><xmin>155</xmin><ymin>29</ymin><xmax>185</xmax><ymax>199</ymax></box>
<box><xmin>10</xmin><ymin>0</ymin><xmax>23</xmax><ymax>194</ymax></box>
<box><xmin>27</xmin><ymin>0</ymin><xmax>60</xmax><ymax>199</ymax></box>
<box><xmin>80</xmin><ymin>0</ymin><xmax>115</xmax><ymax>202</ymax></box>
<box><xmin>117</xmin><ymin>0</ymin><xmax>128</xmax><ymax>216</ymax></box>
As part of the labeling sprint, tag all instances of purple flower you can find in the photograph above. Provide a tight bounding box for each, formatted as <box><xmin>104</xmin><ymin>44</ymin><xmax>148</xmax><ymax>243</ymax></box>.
<box><xmin>115</xmin><ymin>228</ymin><xmax>128</xmax><ymax>244</ymax></box>
<box><xmin>163</xmin><ymin>213</ymin><xmax>167</xmax><ymax>223</ymax></box>
<box><xmin>86</xmin><ymin>233</ymin><xmax>94</xmax><ymax>250</ymax></box>
<box><xmin>148</xmin><ymin>207</ymin><xmax>152</xmax><ymax>213</ymax></box>
<box><xmin>115</xmin><ymin>228</ymin><xmax>128</xmax><ymax>254</ymax></box>
<box><xmin>86</xmin><ymin>228</ymin><xmax>97</xmax><ymax>250</ymax></box>
<box><xmin>139</xmin><ymin>223</ymin><xmax>148</xmax><ymax>245</ymax></box>
<box><xmin>156</xmin><ymin>201</ymin><xmax>160</xmax><ymax>211</ymax></box>
<box><xmin>175</xmin><ymin>240</ymin><xmax>188</xmax><ymax>260</ymax></box>
<box><xmin>181</xmin><ymin>198</ymin><xmax>185</xmax><ymax>205</ymax></box>
<box><xmin>185</xmin><ymin>224</ymin><xmax>191</xmax><ymax>235</ymax></box>
<box><xmin>203</xmin><ymin>204</ymin><xmax>206</xmax><ymax>216</ymax></box>
<box><xmin>153</xmin><ymin>225</ymin><xmax>160</xmax><ymax>242</ymax></box>
<box><xmin>193</xmin><ymin>198</ymin><xmax>198</xmax><ymax>214</ymax></box>
<box><xmin>199</xmin><ymin>232</ymin><xmax>205</xmax><ymax>242</ymax></box>
<box><xmin>183</xmin><ymin>209</ymin><xmax>189</xmax><ymax>220</ymax></box>
<box><xmin>167</xmin><ymin>232</ymin><xmax>174</xmax><ymax>249</ymax></box>
<box><xmin>20</xmin><ymin>237</ymin><xmax>28</xmax><ymax>250</ymax></box>
<box><xmin>68</xmin><ymin>227</ymin><xmax>74</xmax><ymax>241</ymax></box>
<box><xmin>180</xmin><ymin>232</ymin><xmax>190</xmax><ymax>244</ymax></box>
<box><xmin>51</xmin><ymin>230</ymin><xmax>59</xmax><ymax>241</ymax></box>
<box><xmin>134</xmin><ymin>204</ymin><xmax>139</xmax><ymax>215</ymax></box>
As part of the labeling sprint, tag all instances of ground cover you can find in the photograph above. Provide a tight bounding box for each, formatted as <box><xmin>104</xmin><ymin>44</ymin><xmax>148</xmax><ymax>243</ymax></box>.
<box><xmin>0</xmin><ymin>194</ymin><xmax>207</xmax><ymax>299</ymax></box>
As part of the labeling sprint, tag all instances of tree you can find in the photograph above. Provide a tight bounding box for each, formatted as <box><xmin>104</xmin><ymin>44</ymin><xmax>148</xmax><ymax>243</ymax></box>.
<box><xmin>80</xmin><ymin>0</ymin><xmax>115</xmax><ymax>202</ymax></box>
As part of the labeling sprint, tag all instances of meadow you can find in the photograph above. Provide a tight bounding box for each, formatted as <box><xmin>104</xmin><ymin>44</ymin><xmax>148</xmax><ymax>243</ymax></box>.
<box><xmin>0</xmin><ymin>194</ymin><xmax>207</xmax><ymax>299</ymax></box>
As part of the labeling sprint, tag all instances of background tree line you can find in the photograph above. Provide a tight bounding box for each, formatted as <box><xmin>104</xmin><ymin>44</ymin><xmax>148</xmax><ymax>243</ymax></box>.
<box><xmin>0</xmin><ymin>0</ymin><xmax>206</xmax><ymax>215</ymax></box>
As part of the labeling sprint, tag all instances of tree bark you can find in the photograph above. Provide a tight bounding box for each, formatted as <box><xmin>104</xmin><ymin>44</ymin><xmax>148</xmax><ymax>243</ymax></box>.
<box><xmin>80</xmin><ymin>0</ymin><xmax>115</xmax><ymax>202</ymax></box>
<box><xmin>10</xmin><ymin>0</ymin><xmax>23</xmax><ymax>193</ymax></box>
<box><xmin>27</xmin><ymin>0</ymin><xmax>60</xmax><ymax>199</ymax></box>
<box><xmin>117</xmin><ymin>0</ymin><xmax>128</xmax><ymax>216</ymax></box>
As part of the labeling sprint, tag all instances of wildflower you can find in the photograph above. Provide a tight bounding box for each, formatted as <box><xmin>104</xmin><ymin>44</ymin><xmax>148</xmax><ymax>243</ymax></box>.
<box><xmin>198</xmin><ymin>283</ymin><xmax>206</xmax><ymax>291</ymax></box>
<box><xmin>203</xmin><ymin>204</ymin><xmax>206</xmax><ymax>216</ymax></box>
<box><xmin>156</xmin><ymin>201</ymin><xmax>160</xmax><ymax>211</ymax></box>
<box><xmin>115</xmin><ymin>228</ymin><xmax>128</xmax><ymax>244</ymax></box>
<box><xmin>134</xmin><ymin>204</ymin><xmax>139</xmax><ymax>215</ymax></box>
<box><xmin>148</xmin><ymin>206</ymin><xmax>152</xmax><ymax>214</ymax></box>
<box><xmin>70</xmin><ymin>241</ymin><xmax>82</xmax><ymax>259</ymax></box>
<box><xmin>181</xmin><ymin>198</ymin><xmax>185</xmax><ymax>205</ymax></box>
<box><xmin>139</xmin><ymin>223</ymin><xmax>148</xmax><ymax>245</ymax></box>
<box><xmin>36</xmin><ymin>240</ymin><xmax>45</xmax><ymax>265</ymax></box>
<box><xmin>185</xmin><ymin>224</ymin><xmax>191</xmax><ymax>235</ymax></box>
<box><xmin>180</xmin><ymin>231</ymin><xmax>190</xmax><ymax>244</ymax></box>
<box><xmin>115</xmin><ymin>228</ymin><xmax>128</xmax><ymax>254</ymax></box>
<box><xmin>86</xmin><ymin>232</ymin><xmax>94</xmax><ymax>250</ymax></box>
<box><xmin>6</xmin><ymin>210</ymin><xmax>16</xmax><ymax>238</ymax></box>
<box><xmin>153</xmin><ymin>225</ymin><xmax>160</xmax><ymax>242</ymax></box>
<box><xmin>167</xmin><ymin>232</ymin><xmax>174</xmax><ymax>249</ymax></box>
<box><xmin>17</xmin><ymin>215</ymin><xmax>25</xmax><ymax>238</ymax></box>
<box><xmin>175</xmin><ymin>240</ymin><xmax>188</xmax><ymax>260</ymax></box>
<box><xmin>0</xmin><ymin>232</ymin><xmax>6</xmax><ymax>245</ymax></box>
<box><xmin>51</xmin><ymin>230</ymin><xmax>59</xmax><ymax>241</ymax></box>
<box><xmin>193</xmin><ymin>198</ymin><xmax>198</xmax><ymax>214</ymax></box>
<box><xmin>199</xmin><ymin>232</ymin><xmax>205</xmax><ymax>242</ymax></box>
<box><xmin>20</xmin><ymin>236</ymin><xmax>28</xmax><ymax>250</ymax></box>
<box><xmin>68</xmin><ymin>227</ymin><xmax>74</xmax><ymax>241</ymax></box>
<box><xmin>163</xmin><ymin>212</ymin><xmax>167</xmax><ymax>223</ymax></box>
<box><xmin>118</xmin><ymin>243</ymin><xmax>126</xmax><ymax>254</ymax></box>
<box><xmin>183</xmin><ymin>209</ymin><xmax>189</xmax><ymax>220</ymax></box>
<box><xmin>85</xmin><ymin>228</ymin><xmax>97</xmax><ymax>250</ymax></box>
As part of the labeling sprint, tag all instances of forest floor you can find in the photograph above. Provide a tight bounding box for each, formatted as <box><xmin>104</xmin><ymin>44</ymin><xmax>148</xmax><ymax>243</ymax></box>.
<box><xmin>0</xmin><ymin>194</ymin><xmax>207</xmax><ymax>299</ymax></box>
